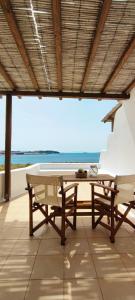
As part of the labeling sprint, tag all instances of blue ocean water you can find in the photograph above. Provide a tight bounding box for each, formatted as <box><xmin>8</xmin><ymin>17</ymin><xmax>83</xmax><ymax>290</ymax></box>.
<box><xmin>0</xmin><ymin>152</ymin><xmax>100</xmax><ymax>164</ymax></box>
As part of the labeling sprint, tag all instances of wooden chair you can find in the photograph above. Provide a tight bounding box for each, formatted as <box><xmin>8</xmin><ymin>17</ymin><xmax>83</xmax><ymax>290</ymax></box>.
<box><xmin>26</xmin><ymin>174</ymin><xmax>78</xmax><ymax>245</ymax></box>
<box><xmin>91</xmin><ymin>175</ymin><xmax>135</xmax><ymax>243</ymax></box>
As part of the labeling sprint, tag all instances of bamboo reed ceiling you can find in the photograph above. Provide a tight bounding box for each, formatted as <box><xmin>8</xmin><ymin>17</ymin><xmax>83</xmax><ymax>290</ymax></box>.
<box><xmin>0</xmin><ymin>0</ymin><xmax>135</xmax><ymax>99</ymax></box>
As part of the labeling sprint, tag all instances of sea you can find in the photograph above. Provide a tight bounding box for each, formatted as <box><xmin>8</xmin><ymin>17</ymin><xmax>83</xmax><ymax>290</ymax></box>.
<box><xmin>0</xmin><ymin>152</ymin><xmax>100</xmax><ymax>165</ymax></box>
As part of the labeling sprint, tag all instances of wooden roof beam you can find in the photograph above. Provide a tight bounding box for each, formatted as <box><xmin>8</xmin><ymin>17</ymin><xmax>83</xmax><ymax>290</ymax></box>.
<box><xmin>102</xmin><ymin>103</ymin><xmax>122</xmax><ymax>123</ymax></box>
<box><xmin>0</xmin><ymin>90</ymin><xmax>129</xmax><ymax>100</ymax></box>
<box><xmin>103</xmin><ymin>35</ymin><xmax>135</xmax><ymax>92</ymax></box>
<box><xmin>81</xmin><ymin>0</ymin><xmax>112</xmax><ymax>92</ymax></box>
<box><xmin>0</xmin><ymin>0</ymin><xmax>39</xmax><ymax>90</ymax></box>
<box><xmin>125</xmin><ymin>78</ymin><xmax>135</xmax><ymax>93</ymax></box>
<box><xmin>0</xmin><ymin>62</ymin><xmax>15</xmax><ymax>89</ymax></box>
<box><xmin>52</xmin><ymin>0</ymin><xmax>62</xmax><ymax>91</ymax></box>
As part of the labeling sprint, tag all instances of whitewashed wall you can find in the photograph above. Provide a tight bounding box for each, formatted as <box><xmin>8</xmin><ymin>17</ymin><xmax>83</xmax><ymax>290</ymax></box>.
<box><xmin>100</xmin><ymin>88</ymin><xmax>135</xmax><ymax>175</ymax></box>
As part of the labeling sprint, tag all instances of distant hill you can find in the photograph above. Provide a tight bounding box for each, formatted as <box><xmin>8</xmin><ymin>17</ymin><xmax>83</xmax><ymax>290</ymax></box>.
<box><xmin>0</xmin><ymin>150</ymin><xmax>60</xmax><ymax>155</ymax></box>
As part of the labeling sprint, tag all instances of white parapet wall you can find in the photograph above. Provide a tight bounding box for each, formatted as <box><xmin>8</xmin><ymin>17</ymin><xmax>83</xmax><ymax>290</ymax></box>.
<box><xmin>39</xmin><ymin>162</ymin><xmax>97</xmax><ymax>174</ymax></box>
<box><xmin>100</xmin><ymin>88</ymin><xmax>135</xmax><ymax>175</ymax></box>
<box><xmin>0</xmin><ymin>164</ymin><xmax>40</xmax><ymax>201</ymax></box>
<box><xmin>0</xmin><ymin>162</ymin><xmax>99</xmax><ymax>201</ymax></box>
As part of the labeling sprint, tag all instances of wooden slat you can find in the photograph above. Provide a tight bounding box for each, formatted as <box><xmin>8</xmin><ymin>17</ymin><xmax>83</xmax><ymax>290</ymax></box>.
<box><xmin>0</xmin><ymin>90</ymin><xmax>130</xmax><ymax>100</ymax></box>
<box><xmin>103</xmin><ymin>35</ymin><xmax>135</xmax><ymax>92</ymax></box>
<box><xmin>52</xmin><ymin>0</ymin><xmax>62</xmax><ymax>91</ymax></box>
<box><xmin>0</xmin><ymin>62</ymin><xmax>15</xmax><ymax>89</ymax></box>
<box><xmin>81</xmin><ymin>0</ymin><xmax>112</xmax><ymax>92</ymax></box>
<box><xmin>0</xmin><ymin>0</ymin><xmax>39</xmax><ymax>90</ymax></box>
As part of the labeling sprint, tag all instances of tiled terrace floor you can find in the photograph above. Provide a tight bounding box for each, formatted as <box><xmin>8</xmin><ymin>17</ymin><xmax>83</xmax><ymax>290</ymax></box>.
<box><xmin>0</xmin><ymin>194</ymin><xmax>135</xmax><ymax>299</ymax></box>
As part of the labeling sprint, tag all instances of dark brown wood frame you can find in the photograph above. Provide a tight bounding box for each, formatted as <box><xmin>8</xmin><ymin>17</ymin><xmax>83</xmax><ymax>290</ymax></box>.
<box><xmin>0</xmin><ymin>91</ymin><xmax>129</xmax><ymax>100</ymax></box>
<box><xmin>4</xmin><ymin>94</ymin><xmax>12</xmax><ymax>201</ymax></box>
<box><xmin>26</xmin><ymin>181</ymin><xmax>78</xmax><ymax>245</ymax></box>
<box><xmin>91</xmin><ymin>182</ymin><xmax>135</xmax><ymax>243</ymax></box>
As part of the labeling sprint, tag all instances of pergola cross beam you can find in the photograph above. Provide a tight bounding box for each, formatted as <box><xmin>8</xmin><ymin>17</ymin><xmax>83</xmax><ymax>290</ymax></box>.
<box><xmin>125</xmin><ymin>78</ymin><xmax>135</xmax><ymax>93</ymax></box>
<box><xmin>52</xmin><ymin>0</ymin><xmax>62</xmax><ymax>91</ymax></box>
<box><xmin>81</xmin><ymin>0</ymin><xmax>112</xmax><ymax>92</ymax></box>
<box><xmin>0</xmin><ymin>0</ymin><xmax>39</xmax><ymax>90</ymax></box>
<box><xmin>0</xmin><ymin>90</ymin><xmax>129</xmax><ymax>100</ymax></box>
<box><xmin>103</xmin><ymin>35</ymin><xmax>135</xmax><ymax>92</ymax></box>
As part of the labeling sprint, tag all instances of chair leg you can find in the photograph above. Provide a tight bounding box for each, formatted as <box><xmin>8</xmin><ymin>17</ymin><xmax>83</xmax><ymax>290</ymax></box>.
<box><xmin>110</xmin><ymin>206</ymin><xmax>115</xmax><ymax>243</ymax></box>
<box><xmin>73</xmin><ymin>186</ymin><xmax>77</xmax><ymax>230</ymax></box>
<box><xmin>115</xmin><ymin>205</ymin><xmax>119</xmax><ymax>222</ymax></box>
<box><xmin>45</xmin><ymin>205</ymin><xmax>48</xmax><ymax>224</ymax></box>
<box><xmin>61</xmin><ymin>209</ymin><xmax>66</xmax><ymax>246</ymax></box>
<box><xmin>92</xmin><ymin>189</ymin><xmax>96</xmax><ymax>229</ymax></box>
<box><xmin>29</xmin><ymin>197</ymin><xmax>33</xmax><ymax>236</ymax></box>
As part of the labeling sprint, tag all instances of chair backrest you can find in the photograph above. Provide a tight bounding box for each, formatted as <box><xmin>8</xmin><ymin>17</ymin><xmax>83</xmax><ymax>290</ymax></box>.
<box><xmin>114</xmin><ymin>175</ymin><xmax>135</xmax><ymax>205</ymax></box>
<box><xmin>26</xmin><ymin>174</ymin><xmax>63</xmax><ymax>207</ymax></box>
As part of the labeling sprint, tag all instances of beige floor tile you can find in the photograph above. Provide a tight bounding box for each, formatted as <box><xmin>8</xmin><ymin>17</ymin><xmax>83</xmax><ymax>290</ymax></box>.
<box><xmin>64</xmin><ymin>254</ymin><xmax>96</xmax><ymax>279</ymax></box>
<box><xmin>82</xmin><ymin>216</ymin><xmax>92</xmax><ymax>227</ymax></box>
<box><xmin>0</xmin><ymin>255</ymin><xmax>35</xmax><ymax>280</ymax></box>
<box><xmin>75</xmin><ymin>217</ymin><xmax>84</xmax><ymax>228</ymax></box>
<box><xmin>0</xmin><ymin>240</ymin><xmax>17</xmax><ymax>256</ymax></box>
<box><xmin>25</xmin><ymin>279</ymin><xmax>64</xmax><ymax>300</ymax></box>
<box><xmin>0</xmin><ymin>220</ymin><xmax>27</xmax><ymax>228</ymax></box>
<box><xmin>64</xmin><ymin>239</ymin><xmax>89</xmax><ymax>255</ymax></box>
<box><xmin>124</xmin><ymin>224</ymin><xmax>135</xmax><ymax>234</ymax></box>
<box><xmin>121</xmin><ymin>253</ymin><xmax>135</xmax><ymax>277</ymax></box>
<box><xmin>31</xmin><ymin>255</ymin><xmax>64</xmax><ymax>279</ymax></box>
<box><xmin>0</xmin><ymin>256</ymin><xmax>8</xmax><ymax>270</ymax></box>
<box><xmin>0</xmin><ymin>280</ymin><xmax>28</xmax><ymax>300</ymax></box>
<box><xmin>2</xmin><ymin>215</ymin><xmax>28</xmax><ymax>225</ymax></box>
<box><xmin>19</xmin><ymin>227</ymin><xmax>42</xmax><ymax>240</ymax></box>
<box><xmin>64</xmin><ymin>278</ymin><xmax>103</xmax><ymax>300</ymax></box>
<box><xmin>38</xmin><ymin>239</ymin><xmax>64</xmax><ymax>255</ymax></box>
<box><xmin>37</xmin><ymin>225</ymin><xmax>60</xmax><ymax>239</ymax></box>
<box><xmin>0</xmin><ymin>205</ymin><xmax>8</xmax><ymax>214</ymax></box>
<box><xmin>38</xmin><ymin>223</ymin><xmax>86</xmax><ymax>240</ymax></box>
<box><xmin>66</xmin><ymin>227</ymin><xmax>86</xmax><ymax>239</ymax></box>
<box><xmin>1</xmin><ymin>196</ymin><xmax>135</xmax><ymax>299</ymax></box>
<box><xmin>99</xmin><ymin>277</ymin><xmax>135</xmax><ymax>300</ymax></box>
<box><xmin>2</xmin><ymin>213</ymin><xmax>28</xmax><ymax>223</ymax></box>
<box><xmin>112</xmin><ymin>227</ymin><xmax>131</xmax><ymax>238</ymax></box>
<box><xmin>88</xmin><ymin>238</ymin><xmax>117</xmax><ymax>254</ymax></box>
<box><xmin>85</xmin><ymin>226</ymin><xmax>107</xmax><ymax>238</ymax></box>
<box><xmin>92</xmin><ymin>253</ymin><xmax>128</xmax><ymax>278</ymax></box>
<box><xmin>0</xmin><ymin>227</ymin><xmax>23</xmax><ymax>240</ymax></box>
<box><xmin>11</xmin><ymin>239</ymin><xmax>40</xmax><ymax>255</ymax></box>
<box><xmin>114</xmin><ymin>237</ymin><xmax>135</xmax><ymax>253</ymax></box>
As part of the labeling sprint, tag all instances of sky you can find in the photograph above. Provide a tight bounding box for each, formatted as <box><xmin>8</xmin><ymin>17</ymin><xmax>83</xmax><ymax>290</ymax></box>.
<box><xmin>0</xmin><ymin>96</ymin><xmax>116</xmax><ymax>152</ymax></box>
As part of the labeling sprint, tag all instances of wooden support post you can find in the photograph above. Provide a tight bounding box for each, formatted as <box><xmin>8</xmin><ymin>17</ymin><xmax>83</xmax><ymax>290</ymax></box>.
<box><xmin>4</xmin><ymin>94</ymin><xmax>12</xmax><ymax>201</ymax></box>
<box><xmin>111</xmin><ymin>119</ymin><xmax>114</xmax><ymax>132</ymax></box>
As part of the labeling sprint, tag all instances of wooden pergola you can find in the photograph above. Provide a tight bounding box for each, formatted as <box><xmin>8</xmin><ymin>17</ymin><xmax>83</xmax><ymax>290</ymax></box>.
<box><xmin>0</xmin><ymin>0</ymin><xmax>135</xmax><ymax>200</ymax></box>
